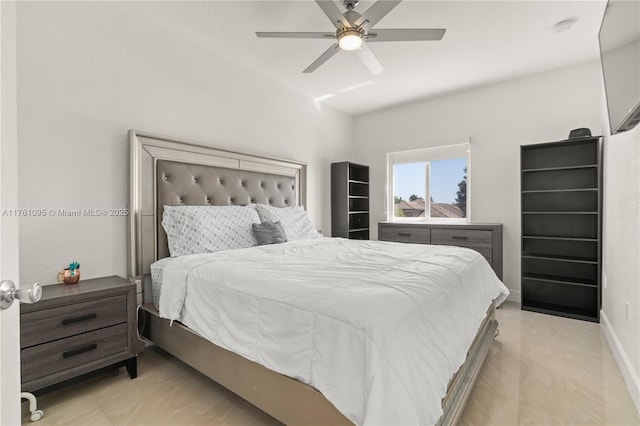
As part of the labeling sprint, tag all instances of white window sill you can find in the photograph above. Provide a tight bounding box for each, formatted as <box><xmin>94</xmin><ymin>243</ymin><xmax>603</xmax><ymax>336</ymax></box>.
<box><xmin>388</xmin><ymin>218</ymin><xmax>469</xmax><ymax>224</ymax></box>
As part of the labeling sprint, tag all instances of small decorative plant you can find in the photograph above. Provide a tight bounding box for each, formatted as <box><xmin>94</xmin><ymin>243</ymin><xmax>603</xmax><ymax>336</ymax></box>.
<box><xmin>58</xmin><ymin>261</ymin><xmax>81</xmax><ymax>284</ymax></box>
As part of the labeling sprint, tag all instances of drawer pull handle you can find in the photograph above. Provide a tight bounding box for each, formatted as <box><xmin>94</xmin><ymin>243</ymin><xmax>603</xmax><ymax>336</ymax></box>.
<box><xmin>62</xmin><ymin>343</ymin><xmax>97</xmax><ymax>358</ymax></box>
<box><xmin>452</xmin><ymin>236</ymin><xmax>468</xmax><ymax>240</ymax></box>
<box><xmin>398</xmin><ymin>233</ymin><xmax>412</xmax><ymax>237</ymax></box>
<box><xmin>62</xmin><ymin>313</ymin><xmax>97</xmax><ymax>326</ymax></box>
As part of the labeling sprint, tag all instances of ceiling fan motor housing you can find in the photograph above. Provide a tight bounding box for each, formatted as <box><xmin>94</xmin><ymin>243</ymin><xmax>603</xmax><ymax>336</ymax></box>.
<box><xmin>342</xmin><ymin>9</ymin><xmax>362</xmax><ymax>27</ymax></box>
<box><xmin>337</xmin><ymin>27</ymin><xmax>365</xmax><ymax>39</ymax></box>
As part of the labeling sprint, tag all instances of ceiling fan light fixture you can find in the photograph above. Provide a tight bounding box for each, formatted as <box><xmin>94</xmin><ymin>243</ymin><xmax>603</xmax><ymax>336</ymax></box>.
<box><xmin>256</xmin><ymin>0</ymin><xmax>447</xmax><ymax>74</ymax></box>
<box><xmin>338</xmin><ymin>29</ymin><xmax>363</xmax><ymax>50</ymax></box>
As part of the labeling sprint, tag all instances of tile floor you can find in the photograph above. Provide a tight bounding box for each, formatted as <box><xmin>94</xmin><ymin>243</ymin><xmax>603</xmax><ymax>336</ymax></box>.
<box><xmin>21</xmin><ymin>302</ymin><xmax>640</xmax><ymax>425</ymax></box>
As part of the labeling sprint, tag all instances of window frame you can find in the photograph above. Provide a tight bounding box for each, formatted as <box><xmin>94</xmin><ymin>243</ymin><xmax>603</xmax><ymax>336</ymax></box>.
<box><xmin>386</xmin><ymin>141</ymin><xmax>471</xmax><ymax>223</ymax></box>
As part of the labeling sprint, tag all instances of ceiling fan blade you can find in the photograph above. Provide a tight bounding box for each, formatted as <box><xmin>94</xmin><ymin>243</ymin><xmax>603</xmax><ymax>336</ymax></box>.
<box><xmin>366</xmin><ymin>28</ymin><xmax>446</xmax><ymax>42</ymax></box>
<box><xmin>355</xmin><ymin>0</ymin><xmax>402</xmax><ymax>30</ymax></box>
<box><xmin>356</xmin><ymin>44</ymin><xmax>384</xmax><ymax>75</ymax></box>
<box><xmin>315</xmin><ymin>0</ymin><xmax>351</xmax><ymax>28</ymax></box>
<box><xmin>256</xmin><ymin>32</ymin><xmax>335</xmax><ymax>39</ymax></box>
<box><xmin>303</xmin><ymin>43</ymin><xmax>341</xmax><ymax>73</ymax></box>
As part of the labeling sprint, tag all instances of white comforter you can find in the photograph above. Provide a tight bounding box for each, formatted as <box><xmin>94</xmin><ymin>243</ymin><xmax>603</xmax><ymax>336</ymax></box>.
<box><xmin>158</xmin><ymin>238</ymin><xmax>509</xmax><ymax>425</ymax></box>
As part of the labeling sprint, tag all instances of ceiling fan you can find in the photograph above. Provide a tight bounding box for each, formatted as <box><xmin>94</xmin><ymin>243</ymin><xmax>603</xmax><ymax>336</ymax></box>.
<box><xmin>256</xmin><ymin>0</ymin><xmax>446</xmax><ymax>75</ymax></box>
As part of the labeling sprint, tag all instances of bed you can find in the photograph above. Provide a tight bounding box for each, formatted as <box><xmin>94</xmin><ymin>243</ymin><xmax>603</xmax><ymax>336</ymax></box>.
<box><xmin>127</xmin><ymin>130</ymin><xmax>509</xmax><ymax>425</ymax></box>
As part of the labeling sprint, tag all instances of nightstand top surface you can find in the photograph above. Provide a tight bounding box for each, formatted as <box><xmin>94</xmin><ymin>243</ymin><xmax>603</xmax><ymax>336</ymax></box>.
<box><xmin>21</xmin><ymin>275</ymin><xmax>133</xmax><ymax>313</ymax></box>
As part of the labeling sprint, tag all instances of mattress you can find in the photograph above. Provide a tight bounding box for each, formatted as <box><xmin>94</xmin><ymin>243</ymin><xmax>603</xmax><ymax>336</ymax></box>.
<box><xmin>154</xmin><ymin>238</ymin><xmax>509</xmax><ymax>425</ymax></box>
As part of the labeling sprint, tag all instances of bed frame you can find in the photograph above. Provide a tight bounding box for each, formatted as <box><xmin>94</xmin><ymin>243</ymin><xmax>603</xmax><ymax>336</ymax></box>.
<box><xmin>127</xmin><ymin>130</ymin><xmax>498</xmax><ymax>425</ymax></box>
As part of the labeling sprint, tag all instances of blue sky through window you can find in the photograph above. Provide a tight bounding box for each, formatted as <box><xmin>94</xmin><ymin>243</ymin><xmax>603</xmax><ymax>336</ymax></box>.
<box><xmin>394</xmin><ymin>157</ymin><xmax>466</xmax><ymax>203</ymax></box>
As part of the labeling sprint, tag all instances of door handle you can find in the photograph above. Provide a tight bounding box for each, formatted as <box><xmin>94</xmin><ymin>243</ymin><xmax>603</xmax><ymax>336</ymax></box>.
<box><xmin>0</xmin><ymin>281</ymin><xmax>42</xmax><ymax>310</ymax></box>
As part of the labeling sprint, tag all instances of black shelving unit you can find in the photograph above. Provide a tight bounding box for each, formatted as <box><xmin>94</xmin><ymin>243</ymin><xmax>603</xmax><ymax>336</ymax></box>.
<box><xmin>521</xmin><ymin>137</ymin><xmax>603</xmax><ymax>322</ymax></box>
<box><xmin>331</xmin><ymin>162</ymin><xmax>370</xmax><ymax>239</ymax></box>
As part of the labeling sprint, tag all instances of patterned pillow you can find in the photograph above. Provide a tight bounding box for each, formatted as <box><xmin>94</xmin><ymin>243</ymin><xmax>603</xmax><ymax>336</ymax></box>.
<box><xmin>255</xmin><ymin>204</ymin><xmax>321</xmax><ymax>241</ymax></box>
<box><xmin>161</xmin><ymin>205</ymin><xmax>260</xmax><ymax>257</ymax></box>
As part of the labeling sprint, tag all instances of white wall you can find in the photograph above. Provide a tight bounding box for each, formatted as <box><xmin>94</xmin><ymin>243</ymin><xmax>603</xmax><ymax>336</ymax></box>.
<box><xmin>353</xmin><ymin>61</ymin><xmax>605</xmax><ymax>300</ymax></box>
<box><xmin>601</xmin><ymin>39</ymin><xmax>640</xmax><ymax>132</ymax></box>
<box><xmin>16</xmin><ymin>2</ymin><xmax>352</xmax><ymax>285</ymax></box>
<box><xmin>601</xmin><ymin>122</ymin><xmax>640</xmax><ymax>411</ymax></box>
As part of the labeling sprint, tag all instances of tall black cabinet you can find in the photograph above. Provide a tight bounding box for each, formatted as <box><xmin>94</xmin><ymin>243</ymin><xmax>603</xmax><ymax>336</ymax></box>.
<box><xmin>331</xmin><ymin>162</ymin><xmax>370</xmax><ymax>239</ymax></box>
<box><xmin>521</xmin><ymin>137</ymin><xmax>603</xmax><ymax>322</ymax></box>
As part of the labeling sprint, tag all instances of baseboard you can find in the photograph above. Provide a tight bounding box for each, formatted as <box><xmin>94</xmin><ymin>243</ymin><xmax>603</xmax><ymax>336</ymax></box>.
<box><xmin>506</xmin><ymin>288</ymin><xmax>521</xmax><ymax>303</ymax></box>
<box><xmin>600</xmin><ymin>310</ymin><xmax>640</xmax><ymax>414</ymax></box>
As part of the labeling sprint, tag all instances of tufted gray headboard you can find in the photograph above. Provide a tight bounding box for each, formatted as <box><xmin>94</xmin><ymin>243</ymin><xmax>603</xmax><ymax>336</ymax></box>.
<box><xmin>156</xmin><ymin>160</ymin><xmax>297</xmax><ymax>259</ymax></box>
<box><xmin>128</xmin><ymin>130</ymin><xmax>307</xmax><ymax>284</ymax></box>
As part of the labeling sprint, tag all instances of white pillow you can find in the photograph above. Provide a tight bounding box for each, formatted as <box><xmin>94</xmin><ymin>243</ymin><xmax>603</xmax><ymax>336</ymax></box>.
<box><xmin>161</xmin><ymin>205</ymin><xmax>261</xmax><ymax>257</ymax></box>
<box><xmin>255</xmin><ymin>204</ymin><xmax>321</xmax><ymax>241</ymax></box>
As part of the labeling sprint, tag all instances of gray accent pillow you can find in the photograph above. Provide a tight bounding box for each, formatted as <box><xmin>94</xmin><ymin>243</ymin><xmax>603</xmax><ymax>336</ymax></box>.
<box><xmin>252</xmin><ymin>221</ymin><xmax>288</xmax><ymax>245</ymax></box>
<box><xmin>255</xmin><ymin>204</ymin><xmax>321</xmax><ymax>241</ymax></box>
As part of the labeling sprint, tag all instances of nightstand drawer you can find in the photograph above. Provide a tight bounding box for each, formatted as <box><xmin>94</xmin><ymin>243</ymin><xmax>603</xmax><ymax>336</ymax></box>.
<box><xmin>21</xmin><ymin>295</ymin><xmax>127</xmax><ymax>348</ymax></box>
<box><xmin>380</xmin><ymin>225</ymin><xmax>430</xmax><ymax>244</ymax></box>
<box><xmin>21</xmin><ymin>323</ymin><xmax>128</xmax><ymax>383</ymax></box>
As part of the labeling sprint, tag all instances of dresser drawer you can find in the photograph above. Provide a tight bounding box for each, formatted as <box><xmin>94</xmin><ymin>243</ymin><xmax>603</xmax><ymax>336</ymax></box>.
<box><xmin>431</xmin><ymin>229</ymin><xmax>493</xmax><ymax>261</ymax></box>
<box><xmin>380</xmin><ymin>225</ymin><xmax>430</xmax><ymax>244</ymax></box>
<box><xmin>21</xmin><ymin>323</ymin><xmax>128</xmax><ymax>383</ymax></box>
<box><xmin>21</xmin><ymin>295</ymin><xmax>127</xmax><ymax>348</ymax></box>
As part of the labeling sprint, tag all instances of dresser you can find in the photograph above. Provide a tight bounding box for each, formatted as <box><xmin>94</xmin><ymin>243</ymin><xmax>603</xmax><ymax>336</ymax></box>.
<box><xmin>378</xmin><ymin>222</ymin><xmax>503</xmax><ymax>280</ymax></box>
<box><xmin>20</xmin><ymin>276</ymin><xmax>142</xmax><ymax>392</ymax></box>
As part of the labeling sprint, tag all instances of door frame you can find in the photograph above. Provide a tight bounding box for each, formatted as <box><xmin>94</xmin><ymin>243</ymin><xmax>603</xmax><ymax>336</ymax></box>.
<box><xmin>1</xmin><ymin>1</ymin><xmax>22</xmax><ymax>424</ymax></box>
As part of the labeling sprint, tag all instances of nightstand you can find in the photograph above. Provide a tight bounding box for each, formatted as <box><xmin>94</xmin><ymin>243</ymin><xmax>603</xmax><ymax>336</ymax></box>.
<box><xmin>20</xmin><ymin>275</ymin><xmax>142</xmax><ymax>392</ymax></box>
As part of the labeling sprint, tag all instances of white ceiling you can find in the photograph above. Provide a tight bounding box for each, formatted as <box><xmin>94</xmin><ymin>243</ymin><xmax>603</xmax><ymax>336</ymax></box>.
<box><xmin>117</xmin><ymin>0</ymin><xmax>608</xmax><ymax>116</ymax></box>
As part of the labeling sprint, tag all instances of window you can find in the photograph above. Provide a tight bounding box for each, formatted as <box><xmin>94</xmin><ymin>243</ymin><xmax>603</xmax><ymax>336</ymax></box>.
<box><xmin>387</xmin><ymin>142</ymin><xmax>470</xmax><ymax>222</ymax></box>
